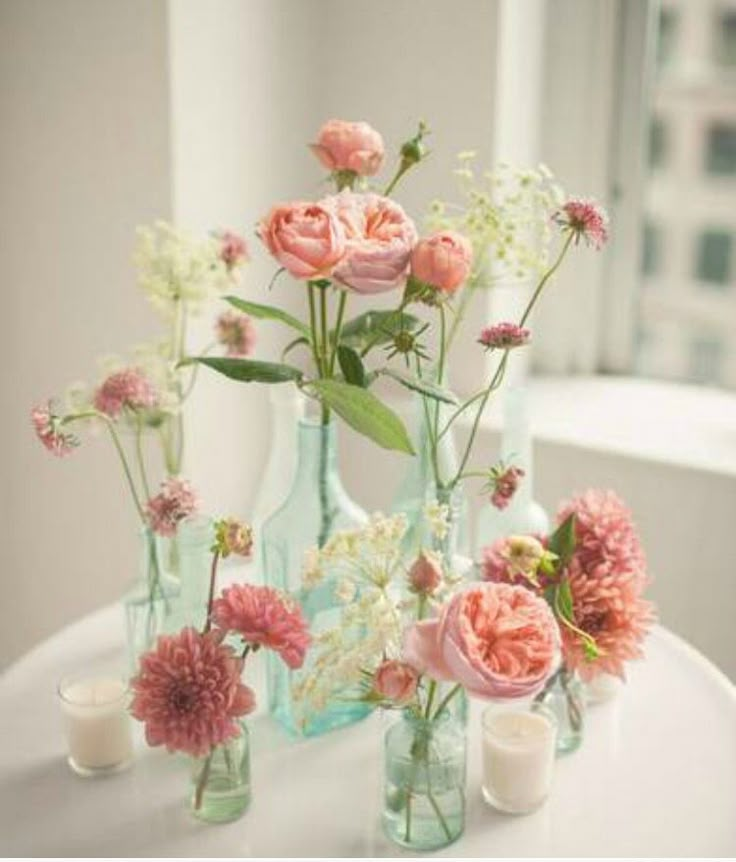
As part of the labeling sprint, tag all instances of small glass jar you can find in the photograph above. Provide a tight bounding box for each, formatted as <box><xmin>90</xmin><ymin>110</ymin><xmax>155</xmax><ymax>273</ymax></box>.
<box><xmin>190</xmin><ymin>723</ymin><xmax>251</xmax><ymax>823</ymax></box>
<box><xmin>536</xmin><ymin>663</ymin><xmax>586</xmax><ymax>755</ymax></box>
<box><xmin>382</xmin><ymin>710</ymin><xmax>466</xmax><ymax>851</ymax></box>
<box><xmin>58</xmin><ymin>672</ymin><xmax>133</xmax><ymax>777</ymax></box>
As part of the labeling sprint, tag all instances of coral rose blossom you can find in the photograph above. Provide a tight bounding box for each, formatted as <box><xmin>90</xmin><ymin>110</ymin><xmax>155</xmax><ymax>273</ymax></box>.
<box><xmin>310</xmin><ymin>119</ymin><xmax>385</xmax><ymax>177</ymax></box>
<box><xmin>410</xmin><ymin>230</ymin><xmax>473</xmax><ymax>295</ymax></box>
<box><xmin>212</xmin><ymin>584</ymin><xmax>310</xmax><ymax>670</ymax></box>
<box><xmin>324</xmin><ymin>191</ymin><xmax>417</xmax><ymax>294</ymax></box>
<box><xmin>130</xmin><ymin>627</ymin><xmax>255</xmax><ymax>757</ymax></box>
<box><xmin>258</xmin><ymin>201</ymin><xmax>345</xmax><ymax>280</ymax></box>
<box><xmin>403</xmin><ymin>582</ymin><xmax>558</xmax><ymax>699</ymax></box>
<box><xmin>374</xmin><ymin>659</ymin><xmax>419</xmax><ymax>704</ymax></box>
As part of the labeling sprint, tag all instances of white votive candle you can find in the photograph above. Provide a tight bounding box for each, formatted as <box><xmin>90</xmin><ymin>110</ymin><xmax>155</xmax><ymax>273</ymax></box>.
<box><xmin>481</xmin><ymin>706</ymin><xmax>557</xmax><ymax>814</ymax></box>
<box><xmin>58</xmin><ymin>675</ymin><xmax>133</xmax><ymax>776</ymax></box>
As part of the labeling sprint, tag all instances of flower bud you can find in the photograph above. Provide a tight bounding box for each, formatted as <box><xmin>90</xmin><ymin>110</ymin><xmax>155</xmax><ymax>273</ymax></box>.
<box><xmin>374</xmin><ymin>659</ymin><xmax>419</xmax><ymax>704</ymax></box>
<box><xmin>408</xmin><ymin>550</ymin><xmax>442</xmax><ymax>595</ymax></box>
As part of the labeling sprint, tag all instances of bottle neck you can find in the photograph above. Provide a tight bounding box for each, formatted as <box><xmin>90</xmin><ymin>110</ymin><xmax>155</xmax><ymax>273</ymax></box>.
<box><xmin>292</xmin><ymin>419</ymin><xmax>339</xmax><ymax>487</ymax></box>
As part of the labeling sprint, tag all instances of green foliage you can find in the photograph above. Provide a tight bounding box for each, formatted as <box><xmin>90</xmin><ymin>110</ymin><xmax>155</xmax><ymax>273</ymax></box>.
<box><xmin>337</xmin><ymin>310</ymin><xmax>421</xmax><ymax>351</ymax></box>
<box><xmin>225</xmin><ymin>295</ymin><xmax>311</xmax><ymax>339</ymax></box>
<box><xmin>183</xmin><ymin>356</ymin><xmax>303</xmax><ymax>384</ymax></box>
<box><xmin>337</xmin><ymin>345</ymin><xmax>367</xmax><ymax>388</ymax></box>
<box><xmin>379</xmin><ymin>368</ymin><xmax>458</xmax><ymax>404</ymax></box>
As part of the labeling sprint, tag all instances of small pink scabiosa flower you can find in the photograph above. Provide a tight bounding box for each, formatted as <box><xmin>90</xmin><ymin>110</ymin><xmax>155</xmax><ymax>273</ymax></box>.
<box><xmin>146</xmin><ymin>477</ymin><xmax>199</xmax><ymax>537</ymax></box>
<box><xmin>310</xmin><ymin>119</ymin><xmax>385</xmax><ymax>178</ymax></box>
<box><xmin>212</xmin><ymin>584</ymin><xmax>310</xmax><ymax>670</ymax></box>
<box><xmin>478</xmin><ymin>322</ymin><xmax>531</xmax><ymax>351</ymax></box>
<box><xmin>410</xmin><ymin>230</ymin><xmax>473</xmax><ymax>296</ymax></box>
<box><xmin>130</xmin><ymin>627</ymin><xmax>255</xmax><ymax>758</ymax></box>
<box><xmin>373</xmin><ymin>659</ymin><xmax>419</xmax><ymax>704</ymax></box>
<box><xmin>403</xmin><ymin>582</ymin><xmax>558</xmax><ymax>699</ymax></box>
<box><xmin>481</xmin><ymin>534</ymin><xmax>553</xmax><ymax>589</ymax></box>
<box><xmin>485</xmin><ymin>463</ymin><xmax>525</xmax><ymax>510</ymax></box>
<box><xmin>213</xmin><ymin>517</ymin><xmax>253</xmax><ymax>558</ymax></box>
<box><xmin>93</xmin><ymin>367</ymin><xmax>158</xmax><ymax>419</ymax></box>
<box><xmin>407</xmin><ymin>550</ymin><xmax>442</xmax><ymax>595</ymax></box>
<box><xmin>217</xmin><ymin>230</ymin><xmax>249</xmax><ymax>270</ymax></box>
<box><xmin>215</xmin><ymin>310</ymin><xmax>256</xmax><ymax>358</ymax></box>
<box><xmin>554</xmin><ymin>198</ymin><xmax>609</xmax><ymax>250</ymax></box>
<box><xmin>31</xmin><ymin>403</ymin><xmax>78</xmax><ymax>457</ymax></box>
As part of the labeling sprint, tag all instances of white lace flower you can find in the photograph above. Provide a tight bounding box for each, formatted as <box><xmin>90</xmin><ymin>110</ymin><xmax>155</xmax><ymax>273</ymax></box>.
<box><xmin>425</xmin><ymin>501</ymin><xmax>450</xmax><ymax>540</ymax></box>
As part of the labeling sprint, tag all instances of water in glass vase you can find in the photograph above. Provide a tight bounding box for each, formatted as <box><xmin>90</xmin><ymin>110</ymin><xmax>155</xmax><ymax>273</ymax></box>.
<box><xmin>261</xmin><ymin>417</ymin><xmax>370</xmax><ymax>737</ymax></box>
<box><xmin>190</xmin><ymin>724</ymin><xmax>250</xmax><ymax>823</ymax></box>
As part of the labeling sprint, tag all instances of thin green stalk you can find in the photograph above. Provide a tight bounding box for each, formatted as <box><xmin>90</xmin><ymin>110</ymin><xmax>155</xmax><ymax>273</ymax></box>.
<box><xmin>203</xmin><ymin>549</ymin><xmax>219</xmax><ymax>634</ymax></box>
<box><xmin>359</xmin><ymin>298</ymin><xmax>409</xmax><ymax>358</ymax></box>
<box><xmin>307</xmin><ymin>283</ymin><xmax>324</xmax><ymax>377</ymax></box>
<box><xmin>134</xmin><ymin>414</ymin><xmax>152</xmax><ymax>500</ymax></box>
<box><xmin>432</xmin><ymin>683</ymin><xmax>461</xmax><ymax>722</ymax></box>
<box><xmin>437</xmin><ymin>387</ymin><xmax>486</xmax><ymax>441</ymax></box>
<box><xmin>329</xmin><ymin>290</ymin><xmax>348</xmax><ymax>376</ymax></box>
<box><xmin>424</xmin><ymin>679</ymin><xmax>437</xmax><ymax>719</ymax></box>
<box><xmin>383</xmin><ymin>164</ymin><xmax>410</xmax><ymax>197</ymax></box>
<box><xmin>445</xmin><ymin>278</ymin><xmax>477</xmax><ymax>351</ymax></box>
<box><xmin>425</xmin><ymin>765</ymin><xmax>453</xmax><ymax>842</ymax></box>
<box><xmin>319</xmin><ymin>285</ymin><xmax>330</xmax><ymax>376</ymax></box>
<box><xmin>104</xmin><ymin>420</ymin><xmax>145</xmax><ymax>522</ymax></box>
<box><xmin>519</xmin><ymin>232</ymin><xmax>574</xmax><ymax>328</ymax></box>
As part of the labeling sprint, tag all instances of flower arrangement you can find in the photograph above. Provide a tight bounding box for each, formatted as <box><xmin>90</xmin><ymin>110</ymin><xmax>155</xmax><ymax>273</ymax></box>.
<box><xmin>130</xmin><ymin>517</ymin><xmax>309</xmax><ymax>820</ymax></box>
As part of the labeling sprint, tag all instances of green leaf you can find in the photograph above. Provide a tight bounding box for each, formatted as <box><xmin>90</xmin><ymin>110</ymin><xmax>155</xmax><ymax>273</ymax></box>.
<box><xmin>184</xmin><ymin>356</ymin><xmax>303</xmax><ymax>384</ymax></box>
<box><xmin>308</xmin><ymin>379</ymin><xmax>415</xmax><ymax>455</ymax></box>
<box><xmin>380</xmin><ymin>368</ymin><xmax>458</xmax><ymax>404</ymax></box>
<box><xmin>547</xmin><ymin>513</ymin><xmax>576</xmax><ymax>568</ymax></box>
<box><xmin>556</xmin><ymin>580</ymin><xmax>575</xmax><ymax>623</ymax></box>
<box><xmin>337</xmin><ymin>310</ymin><xmax>421</xmax><ymax>350</ymax></box>
<box><xmin>225</xmin><ymin>295</ymin><xmax>311</xmax><ymax>339</ymax></box>
<box><xmin>337</xmin><ymin>345</ymin><xmax>367</xmax><ymax>387</ymax></box>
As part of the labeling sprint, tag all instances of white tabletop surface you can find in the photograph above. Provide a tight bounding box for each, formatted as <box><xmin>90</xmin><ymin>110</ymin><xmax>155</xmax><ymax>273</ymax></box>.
<box><xmin>1</xmin><ymin>601</ymin><xmax>735</xmax><ymax>858</ymax></box>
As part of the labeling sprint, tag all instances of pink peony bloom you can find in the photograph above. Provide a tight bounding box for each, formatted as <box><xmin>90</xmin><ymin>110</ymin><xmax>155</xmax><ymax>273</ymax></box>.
<box><xmin>374</xmin><ymin>659</ymin><xmax>419</xmax><ymax>704</ymax></box>
<box><xmin>146</xmin><ymin>477</ymin><xmax>199</xmax><ymax>537</ymax></box>
<box><xmin>404</xmin><ymin>582</ymin><xmax>558</xmax><ymax>699</ymax></box>
<box><xmin>310</xmin><ymin>119</ymin><xmax>385</xmax><ymax>177</ymax></box>
<box><xmin>324</xmin><ymin>191</ymin><xmax>417</xmax><ymax>294</ymax></box>
<box><xmin>214</xmin><ymin>517</ymin><xmax>253</xmax><ymax>558</ymax></box>
<box><xmin>218</xmin><ymin>230</ymin><xmax>249</xmax><ymax>270</ymax></box>
<box><xmin>215</xmin><ymin>310</ymin><xmax>256</xmax><ymax>358</ymax></box>
<box><xmin>212</xmin><ymin>584</ymin><xmax>310</xmax><ymax>670</ymax></box>
<box><xmin>408</xmin><ymin>550</ymin><xmax>442</xmax><ymax>595</ymax></box>
<box><xmin>257</xmin><ymin>201</ymin><xmax>346</xmax><ymax>280</ymax></box>
<box><xmin>555</xmin><ymin>489</ymin><xmax>654</xmax><ymax>680</ymax></box>
<box><xmin>130</xmin><ymin>627</ymin><xmax>255</xmax><ymax>758</ymax></box>
<box><xmin>554</xmin><ymin>198</ymin><xmax>609</xmax><ymax>250</ymax></box>
<box><xmin>478</xmin><ymin>322</ymin><xmax>531</xmax><ymax>351</ymax></box>
<box><xmin>31</xmin><ymin>403</ymin><xmax>78</xmax><ymax>457</ymax></box>
<box><xmin>93</xmin><ymin>367</ymin><xmax>158</xmax><ymax>419</ymax></box>
<box><xmin>410</xmin><ymin>230</ymin><xmax>473</xmax><ymax>295</ymax></box>
<box><xmin>489</xmin><ymin>464</ymin><xmax>525</xmax><ymax>510</ymax></box>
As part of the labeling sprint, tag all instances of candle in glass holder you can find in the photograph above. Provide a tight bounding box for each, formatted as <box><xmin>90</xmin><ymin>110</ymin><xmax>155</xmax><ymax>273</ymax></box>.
<box><xmin>58</xmin><ymin>674</ymin><xmax>133</xmax><ymax>776</ymax></box>
<box><xmin>481</xmin><ymin>706</ymin><xmax>557</xmax><ymax>814</ymax></box>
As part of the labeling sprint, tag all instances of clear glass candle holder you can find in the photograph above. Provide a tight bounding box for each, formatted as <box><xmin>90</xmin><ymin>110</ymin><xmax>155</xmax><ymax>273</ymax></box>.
<box><xmin>58</xmin><ymin>672</ymin><xmax>133</xmax><ymax>777</ymax></box>
<box><xmin>481</xmin><ymin>703</ymin><xmax>557</xmax><ymax>815</ymax></box>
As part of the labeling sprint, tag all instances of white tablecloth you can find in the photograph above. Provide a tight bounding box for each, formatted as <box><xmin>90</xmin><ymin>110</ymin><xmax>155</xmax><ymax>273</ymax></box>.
<box><xmin>1</xmin><ymin>603</ymin><xmax>735</xmax><ymax>858</ymax></box>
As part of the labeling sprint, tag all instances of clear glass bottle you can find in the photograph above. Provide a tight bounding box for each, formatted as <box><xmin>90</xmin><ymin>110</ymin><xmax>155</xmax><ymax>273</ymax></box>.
<box><xmin>382</xmin><ymin>711</ymin><xmax>466</xmax><ymax>851</ymax></box>
<box><xmin>124</xmin><ymin>527</ymin><xmax>179</xmax><ymax>670</ymax></box>
<box><xmin>261</xmin><ymin>417</ymin><xmax>369</xmax><ymax>737</ymax></box>
<box><xmin>168</xmin><ymin>515</ymin><xmax>214</xmax><ymax>632</ymax></box>
<box><xmin>190</xmin><ymin>723</ymin><xmax>250</xmax><ymax>823</ymax></box>
<box><xmin>535</xmin><ymin>663</ymin><xmax>585</xmax><ymax>755</ymax></box>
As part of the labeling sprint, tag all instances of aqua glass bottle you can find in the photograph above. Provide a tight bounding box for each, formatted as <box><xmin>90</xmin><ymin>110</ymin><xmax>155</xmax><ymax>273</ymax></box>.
<box><xmin>168</xmin><ymin>515</ymin><xmax>214</xmax><ymax>632</ymax></box>
<box><xmin>261</xmin><ymin>417</ymin><xmax>369</xmax><ymax>737</ymax></box>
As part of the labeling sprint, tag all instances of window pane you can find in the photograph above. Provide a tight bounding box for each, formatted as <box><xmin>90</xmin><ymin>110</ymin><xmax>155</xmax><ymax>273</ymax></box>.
<box><xmin>657</xmin><ymin>7</ymin><xmax>678</xmax><ymax>68</ymax></box>
<box><xmin>695</xmin><ymin>229</ymin><xmax>733</xmax><ymax>285</ymax></box>
<box><xmin>715</xmin><ymin>9</ymin><xmax>736</xmax><ymax>66</ymax></box>
<box><xmin>649</xmin><ymin>116</ymin><xmax>667</xmax><ymax>168</ymax></box>
<box><xmin>689</xmin><ymin>334</ymin><xmax>724</xmax><ymax>384</ymax></box>
<box><xmin>641</xmin><ymin>221</ymin><xmax>661</xmax><ymax>276</ymax></box>
<box><xmin>705</xmin><ymin>123</ymin><xmax>736</xmax><ymax>175</ymax></box>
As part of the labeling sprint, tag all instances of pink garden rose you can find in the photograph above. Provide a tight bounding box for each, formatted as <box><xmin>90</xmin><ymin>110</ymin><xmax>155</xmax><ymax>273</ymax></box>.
<box><xmin>310</xmin><ymin>119</ymin><xmax>385</xmax><ymax>177</ymax></box>
<box><xmin>374</xmin><ymin>659</ymin><xmax>419</xmax><ymax>704</ymax></box>
<box><xmin>410</xmin><ymin>230</ymin><xmax>473</xmax><ymax>295</ymax></box>
<box><xmin>258</xmin><ymin>201</ymin><xmax>346</xmax><ymax>280</ymax></box>
<box><xmin>325</xmin><ymin>191</ymin><xmax>417</xmax><ymax>294</ymax></box>
<box><xmin>403</xmin><ymin>582</ymin><xmax>558</xmax><ymax>699</ymax></box>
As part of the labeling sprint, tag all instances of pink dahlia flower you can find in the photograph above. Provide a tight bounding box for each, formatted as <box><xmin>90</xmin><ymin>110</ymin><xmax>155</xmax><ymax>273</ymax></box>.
<box><xmin>554</xmin><ymin>198</ymin><xmax>609</xmax><ymax>250</ymax></box>
<box><xmin>93</xmin><ymin>367</ymin><xmax>157</xmax><ymax>419</ymax></box>
<box><xmin>218</xmin><ymin>230</ymin><xmax>249</xmax><ymax>270</ymax></box>
<box><xmin>324</xmin><ymin>191</ymin><xmax>417</xmax><ymax>294</ymax></box>
<box><xmin>488</xmin><ymin>464</ymin><xmax>525</xmax><ymax>510</ymax></box>
<box><xmin>478</xmin><ymin>322</ymin><xmax>530</xmax><ymax>351</ymax></box>
<box><xmin>410</xmin><ymin>230</ymin><xmax>473</xmax><ymax>295</ymax></box>
<box><xmin>215</xmin><ymin>310</ymin><xmax>256</xmax><ymax>358</ymax></box>
<box><xmin>146</xmin><ymin>477</ymin><xmax>199</xmax><ymax>537</ymax></box>
<box><xmin>31</xmin><ymin>403</ymin><xmax>78</xmax><ymax>457</ymax></box>
<box><xmin>404</xmin><ymin>582</ymin><xmax>558</xmax><ymax>699</ymax></box>
<box><xmin>130</xmin><ymin>627</ymin><xmax>255</xmax><ymax>757</ymax></box>
<box><xmin>310</xmin><ymin>119</ymin><xmax>385</xmax><ymax>177</ymax></box>
<box><xmin>212</xmin><ymin>584</ymin><xmax>310</xmax><ymax>670</ymax></box>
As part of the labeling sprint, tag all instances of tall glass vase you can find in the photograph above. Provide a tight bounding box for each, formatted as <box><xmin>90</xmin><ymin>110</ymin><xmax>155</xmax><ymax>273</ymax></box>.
<box><xmin>261</xmin><ymin>417</ymin><xmax>369</xmax><ymax>737</ymax></box>
<box><xmin>167</xmin><ymin>516</ymin><xmax>214</xmax><ymax>632</ymax></box>
<box><xmin>123</xmin><ymin>527</ymin><xmax>180</xmax><ymax>670</ymax></box>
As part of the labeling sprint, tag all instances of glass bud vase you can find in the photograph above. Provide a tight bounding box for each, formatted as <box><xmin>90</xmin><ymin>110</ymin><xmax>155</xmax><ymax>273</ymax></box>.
<box><xmin>124</xmin><ymin>527</ymin><xmax>179</xmax><ymax>670</ymax></box>
<box><xmin>190</xmin><ymin>723</ymin><xmax>251</xmax><ymax>823</ymax></box>
<box><xmin>535</xmin><ymin>663</ymin><xmax>585</xmax><ymax>755</ymax></box>
<box><xmin>382</xmin><ymin>711</ymin><xmax>466</xmax><ymax>851</ymax></box>
<box><xmin>261</xmin><ymin>417</ymin><xmax>369</xmax><ymax>737</ymax></box>
<box><xmin>168</xmin><ymin>516</ymin><xmax>214</xmax><ymax>632</ymax></box>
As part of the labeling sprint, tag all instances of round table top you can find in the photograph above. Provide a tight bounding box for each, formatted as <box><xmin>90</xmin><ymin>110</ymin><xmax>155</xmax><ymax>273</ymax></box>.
<box><xmin>1</xmin><ymin>603</ymin><xmax>735</xmax><ymax>858</ymax></box>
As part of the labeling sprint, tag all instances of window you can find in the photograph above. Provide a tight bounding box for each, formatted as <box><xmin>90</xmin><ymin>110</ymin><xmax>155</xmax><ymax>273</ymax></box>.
<box><xmin>649</xmin><ymin>116</ymin><xmax>667</xmax><ymax>168</ymax></box>
<box><xmin>657</xmin><ymin>7</ymin><xmax>678</xmax><ymax>69</ymax></box>
<box><xmin>695</xmin><ymin>229</ymin><xmax>733</xmax><ymax>285</ymax></box>
<box><xmin>715</xmin><ymin>8</ymin><xmax>736</xmax><ymax>66</ymax></box>
<box><xmin>641</xmin><ymin>221</ymin><xmax>661</xmax><ymax>276</ymax></box>
<box><xmin>705</xmin><ymin>123</ymin><xmax>736</xmax><ymax>175</ymax></box>
<box><xmin>689</xmin><ymin>334</ymin><xmax>725</xmax><ymax>384</ymax></box>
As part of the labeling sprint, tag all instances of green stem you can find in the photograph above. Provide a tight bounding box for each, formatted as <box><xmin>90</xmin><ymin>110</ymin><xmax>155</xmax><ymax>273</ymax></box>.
<box><xmin>359</xmin><ymin>298</ymin><xmax>409</xmax><ymax>358</ymax></box>
<box><xmin>446</xmin><ymin>278</ymin><xmax>477</xmax><ymax>352</ymax></box>
<box><xmin>437</xmin><ymin>388</ymin><xmax>486</xmax><ymax>441</ymax></box>
<box><xmin>329</xmin><ymin>290</ymin><xmax>348</xmax><ymax>376</ymax></box>
<box><xmin>307</xmin><ymin>283</ymin><xmax>324</xmax><ymax>378</ymax></box>
<box><xmin>193</xmin><ymin>752</ymin><xmax>213</xmax><ymax>811</ymax></box>
<box><xmin>383</xmin><ymin>163</ymin><xmax>410</xmax><ymax>197</ymax></box>
<box><xmin>105</xmin><ymin>420</ymin><xmax>145</xmax><ymax>522</ymax></box>
<box><xmin>432</xmin><ymin>683</ymin><xmax>461</xmax><ymax>722</ymax></box>
<box><xmin>203</xmin><ymin>550</ymin><xmax>219</xmax><ymax>634</ymax></box>
<box><xmin>424</xmin><ymin>679</ymin><xmax>437</xmax><ymax>719</ymax></box>
<box><xmin>134</xmin><ymin>414</ymin><xmax>152</xmax><ymax>500</ymax></box>
<box><xmin>425</xmin><ymin>764</ymin><xmax>453</xmax><ymax>842</ymax></box>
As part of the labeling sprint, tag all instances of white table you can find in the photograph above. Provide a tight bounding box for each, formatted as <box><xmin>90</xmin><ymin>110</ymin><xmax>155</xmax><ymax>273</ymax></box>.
<box><xmin>1</xmin><ymin>604</ymin><xmax>735</xmax><ymax>858</ymax></box>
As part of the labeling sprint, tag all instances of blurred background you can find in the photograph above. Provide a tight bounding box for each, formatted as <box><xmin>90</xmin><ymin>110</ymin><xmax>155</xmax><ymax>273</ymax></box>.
<box><xmin>2</xmin><ymin>0</ymin><xmax>735</xmax><ymax>679</ymax></box>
